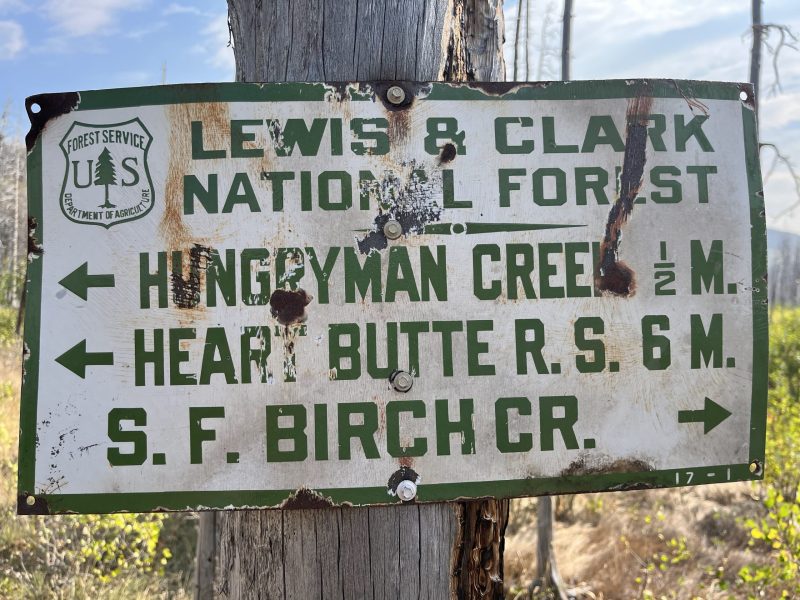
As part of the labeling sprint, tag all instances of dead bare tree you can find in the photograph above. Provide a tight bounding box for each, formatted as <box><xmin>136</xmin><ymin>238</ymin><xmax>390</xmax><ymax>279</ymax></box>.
<box><xmin>523</xmin><ymin>3</ymin><xmax>574</xmax><ymax>598</ymax></box>
<box><xmin>513</xmin><ymin>0</ymin><xmax>524</xmax><ymax>80</ymax></box>
<box><xmin>0</xmin><ymin>111</ymin><xmax>25</xmax><ymax>308</ymax></box>
<box><xmin>534</xmin><ymin>3</ymin><xmax>561</xmax><ymax>80</ymax></box>
<box><xmin>561</xmin><ymin>0</ymin><xmax>572</xmax><ymax>81</ymax></box>
<box><xmin>749</xmin><ymin>0</ymin><xmax>800</xmax><ymax>221</ymax></box>
<box><xmin>750</xmin><ymin>0</ymin><xmax>763</xmax><ymax>114</ymax></box>
<box><xmin>524</xmin><ymin>0</ymin><xmax>531</xmax><ymax>79</ymax></box>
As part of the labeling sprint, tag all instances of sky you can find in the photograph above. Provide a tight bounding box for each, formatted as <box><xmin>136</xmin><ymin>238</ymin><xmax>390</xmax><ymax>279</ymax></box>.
<box><xmin>0</xmin><ymin>0</ymin><xmax>799</xmax><ymax>232</ymax></box>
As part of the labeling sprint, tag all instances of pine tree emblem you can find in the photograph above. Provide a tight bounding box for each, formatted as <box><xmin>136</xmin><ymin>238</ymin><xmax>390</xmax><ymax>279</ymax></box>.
<box><xmin>94</xmin><ymin>146</ymin><xmax>117</xmax><ymax>208</ymax></box>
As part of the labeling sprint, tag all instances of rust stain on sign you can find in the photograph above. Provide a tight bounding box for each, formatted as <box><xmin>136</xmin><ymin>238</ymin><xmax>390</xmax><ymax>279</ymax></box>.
<box><xmin>171</xmin><ymin>243</ymin><xmax>211</xmax><ymax>309</ymax></box>
<box><xmin>438</xmin><ymin>142</ymin><xmax>457</xmax><ymax>164</ymax></box>
<box><xmin>269</xmin><ymin>289</ymin><xmax>311</xmax><ymax>326</ymax></box>
<box><xmin>561</xmin><ymin>456</ymin><xmax>654</xmax><ymax>477</ymax></box>
<box><xmin>163</xmin><ymin>102</ymin><xmax>230</xmax><ymax>250</ymax></box>
<box><xmin>280</xmin><ymin>487</ymin><xmax>338</xmax><ymax>510</ymax></box>
<box><xmin>27</xmin><ymin>217</ymin><xmax>43</xmax><ymax>257</ymax></box>
<box><xmin>595</xmin><ymin>89</ymin><xmax>654</xmax><ymax>297</ymax></box>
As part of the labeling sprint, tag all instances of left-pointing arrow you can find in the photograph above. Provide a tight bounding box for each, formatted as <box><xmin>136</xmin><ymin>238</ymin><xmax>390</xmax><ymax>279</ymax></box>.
<box><xmin>59</xmin><ymin>262</ymin><xmax>115</xmax><ymax>301</ymax></box>
<box><xmin>55</xmin><ymin>340</ymin><xmax>114</xmax><ymax>378</ymax></box>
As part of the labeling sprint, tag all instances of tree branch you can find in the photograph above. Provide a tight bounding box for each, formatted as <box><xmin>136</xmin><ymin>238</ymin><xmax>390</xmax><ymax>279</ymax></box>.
<box><xmin>762</xmin><ymin>142</ymin><xmax>800</xmax><ymax>219</ymax></box>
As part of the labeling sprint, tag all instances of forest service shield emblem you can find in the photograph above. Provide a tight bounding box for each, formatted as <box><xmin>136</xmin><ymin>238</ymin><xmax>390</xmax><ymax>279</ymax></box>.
<box><xmin>59</xmin><ymin>118</ymin><xmax>154</xmax><ymax>228</ymax></box>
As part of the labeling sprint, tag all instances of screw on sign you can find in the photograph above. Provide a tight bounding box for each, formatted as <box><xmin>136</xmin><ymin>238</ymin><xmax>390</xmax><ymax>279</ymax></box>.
<box><xmin>395</xmin><ymin>480</ymin><xmax>418</xmax><ymax>502</ymax></box>
<box><xmin>386</xmin><ymin>85</ymin><xmax>406</xmax><ymax>105</ymax></box>
<box><xmin>383</xmin><ymin>218</ymin><xmax>403</xmax><ymax>240</ymax></box>
<box><xmin>390</xmin><ymin>370</ymin><xmax>414</xmax><ymax>393</ymax></box>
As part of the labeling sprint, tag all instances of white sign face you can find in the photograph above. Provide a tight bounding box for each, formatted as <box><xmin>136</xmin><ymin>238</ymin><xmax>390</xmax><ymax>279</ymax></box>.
<box><xmin>19</xmin><ymin>80</ymin><xmax>766</xmax><ymax>514</ymax></box>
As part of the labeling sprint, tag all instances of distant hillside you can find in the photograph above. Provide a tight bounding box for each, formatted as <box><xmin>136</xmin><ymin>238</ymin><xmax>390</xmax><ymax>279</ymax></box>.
<box><xmin>768</xmin><ymin>228</ymin><xmax>800</xmax><ymax>253</ymax></box>
<box><xmin>768</xmin><ymin>228</ymin><xmax>800</xmax><ymax>305</ymax></box>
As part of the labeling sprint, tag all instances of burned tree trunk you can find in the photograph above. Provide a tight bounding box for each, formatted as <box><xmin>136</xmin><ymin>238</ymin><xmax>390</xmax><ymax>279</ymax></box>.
<box><xmin>212</xmin><ymin>1</ymin><xmax>508</xmax><ymax>598</ymax></box>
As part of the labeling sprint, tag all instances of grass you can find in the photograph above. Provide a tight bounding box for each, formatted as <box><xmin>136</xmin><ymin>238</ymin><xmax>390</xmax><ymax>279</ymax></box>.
<box><xmin>0</xmin><ymin>308</ymin><xmax>196</xmax><ymax>599</ymax></box>
<box><xmin>505</xmin><ymin>308</ymin><xmax>800</xmax><ymax>600</ymax></box>
<box><xmin>505</xmin><ymin>486</ymin><xmax>774</xmax><ymax>599</ymax></box>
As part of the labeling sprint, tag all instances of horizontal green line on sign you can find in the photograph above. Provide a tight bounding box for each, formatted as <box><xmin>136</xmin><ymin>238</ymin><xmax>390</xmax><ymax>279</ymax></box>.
<box><xmin>352</xmin><ymin>223</ymin><xmax>584</xmax><ymax>234</ymax></box>
<box><xmin>424</xmin><ymin>223</ymin><xmax>585</xmax><ymax>234</ymax></box>
<box><xmin>63</xmin><ymin>80</ymin><xmax>745</xmax><ymax>113</ymax></box>
<box><xmin>22</xmin><ymin>463</ymin><xmax>758</xmax><ymax>515</ymax></box>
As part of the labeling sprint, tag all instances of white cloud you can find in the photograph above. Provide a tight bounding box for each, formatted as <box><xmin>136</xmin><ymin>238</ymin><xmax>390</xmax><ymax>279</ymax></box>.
<box><xmin>573</xmin><ymin>0</ymin><xmax>745</xmax><ymax>46</ymax></box>
<box><xmin>765</xmin><ymin>168</ymin><xmax>800</xmax><ymax>230</ymax></box>
<box><xmin>0</xmin><ymin>0</ymin><xmax>26</xmax><ymax>13</ymax></box>
<box><xmin>0</xmin><ymin>20</ymin><xmax>24</xmax><ymax>59</ymax></box>
<box><xmin>606</xmin><ymin>34</ymin><xmax>749</xmax><ymax>81</ymax></box>
<box><xmin>43</xmin><ymin>0</ymin><xmax>148</xmax><ymax>37</ymax></box>
<box><xmin>503</xmin><ymin>0</ymin><xmax>752</xmax><ymax>80</ymax></box>
<box><xmin>192</xmin><ymin>13</ymin><xmax>234</xmax><ymax>77</ymax></box>
<box><xmin>761</xmin><ymin>92</ymin><xmax>800</xmax><ymax>131</ymax></box>
<box><xmin>125</xmin><ymin>20</ymin><xmax>167</xmax><ymax>40</ymax></box>
<box><xmin>114</xmin><ymin>69</ymin><xmax>155</xmax><ymax>86</ymax></box>
<box><xmin>163</xmin><ymin>3</ymin><xmax>207</xmax><ymax>17</ymax></box>
<box><xmin>503</xmin><ymin>1</ymin><xmax>562</xmax><ymax>80</ymax></box>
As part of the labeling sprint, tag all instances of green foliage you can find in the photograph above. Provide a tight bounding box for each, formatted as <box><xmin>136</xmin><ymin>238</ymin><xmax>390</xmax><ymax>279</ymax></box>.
<box><xmin>733</xmin><ymin>307</ymin><xmax>800</xmax><ymax>597</ymax></box>
<box><xmin>0</xmin><ymin>309</ymin><xmax>195</xmax><ymax>599</ymax></box>
<box><xmin>0</xmin><ymin>510</ymin><xmax>172</xmax><ymax>586</ymax></box>
<box><xmin>0</xmin><ymin>501</ymin><xmax>195</xmax><ymax>598</ymax></box>
<box><xmin>765</xmin><ymin>307</ymin><xmax>800</xmax><ymax>500</ymax></box>
<box><xmin>0</xmin><ymin>260</ymin><xmax>24</xmax><ymax>310</ymax></box>
<box><xmin>0</xmin><ymin>306</ymin><xmax>19</xmax><ymax>347</ymax></box>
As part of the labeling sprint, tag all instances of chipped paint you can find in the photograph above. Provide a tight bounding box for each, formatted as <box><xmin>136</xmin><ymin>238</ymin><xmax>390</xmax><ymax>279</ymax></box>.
<box><xmin>561</xmin><ymin>456</ymin><xmax>654</xmax><ymax>477</ymax></box>
<box><xmin>25</xmin><ymin>92</ymin><xmax>80</xmax><ymax>151</ymax></box>
<box><xmin>387</xmin><ymin>466</ymin><xmax>420</xmax><ymax>496</ymax></box>
<box><xmin>356</xmin><ymin>163</ymin><xmax>442</xmax><ymax>253</ymax></box>
<box><xmin>269</xmin><ymin>289</ymin><xmax>311</xmax><ymax>326</ymax></box>
<box><xmin>280</xmin><ymin>487</ymin><xmax>339</xmax><ymax>510</ymax></box>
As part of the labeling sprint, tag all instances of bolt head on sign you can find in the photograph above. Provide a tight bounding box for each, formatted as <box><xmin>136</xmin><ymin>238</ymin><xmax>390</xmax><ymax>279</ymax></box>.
<box><xmin>387</xmin><ymin>86</ymin><xmax>406</xmax><ymax>105</ymax></box>
<box><xmin>383</xmin><ymin>219</ymin><xmax>403</xmax><ymax>240</ymax></box>
<box><xmin>396</xmin><ymin>480</ymin><xmax>417</xmax><ymax>502</ymax></box>
<box><xmin>391</xmin><ymin>371</ymin><xmax>414</xmax><ymax>392</ymax></box>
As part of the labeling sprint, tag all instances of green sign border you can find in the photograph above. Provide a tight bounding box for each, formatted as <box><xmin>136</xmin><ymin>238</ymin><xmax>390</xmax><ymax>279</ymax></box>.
<box><xmin>18</xmin><ymin>80</ymin><xmax>767</xmax><ymax>514</ymax></box>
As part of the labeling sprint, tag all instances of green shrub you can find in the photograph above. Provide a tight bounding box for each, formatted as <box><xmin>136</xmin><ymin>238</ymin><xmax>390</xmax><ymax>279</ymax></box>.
<box><xmin>735</xmin><ymin>307</ymin><xmax>800</xmax><ymax>597</ymax></box>
<box><xmin>0</xmin><ymin>307</ymin><xmax>195</xmax><ymax>598</ymax></box>
<box><xmin>0</xmin><ymin>306</ymin><xmax>18</xmax><ymax>348</ymax></box>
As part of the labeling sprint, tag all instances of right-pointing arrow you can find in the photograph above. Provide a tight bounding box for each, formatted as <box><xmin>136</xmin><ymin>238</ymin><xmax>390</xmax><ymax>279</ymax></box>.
<box><xmin>55</xmin><ymin>340</ymin><xmax>114</xmax><ymax>379</ymax></box>
<box><xmin>678</xmin><ymin>397</ymin><xmax>732</xmax><ymax>434</ymax></box>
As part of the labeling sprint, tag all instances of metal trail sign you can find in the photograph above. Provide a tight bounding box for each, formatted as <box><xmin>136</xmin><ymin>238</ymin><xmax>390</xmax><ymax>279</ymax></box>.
<box><xmin>18</xmin><ymin>80</ymin><xmax>767</xmax><ymax>515</ymax></box>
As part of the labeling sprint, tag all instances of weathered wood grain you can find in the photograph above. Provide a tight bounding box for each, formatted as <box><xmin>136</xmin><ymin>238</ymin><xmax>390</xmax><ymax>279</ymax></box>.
<box><xmin>217</xmin><ymin>1</ymin><xmax>508</xmax><ymax>598</ymax></box>
<box><xmin>194</xmin><ymin>512</ymin><xmax>216</xmax><ymax>600</ymax></box>
<box><xmin>228</xmin><ymin>0</ymin><xmax>452</xmax><ymax>82</ymax></box>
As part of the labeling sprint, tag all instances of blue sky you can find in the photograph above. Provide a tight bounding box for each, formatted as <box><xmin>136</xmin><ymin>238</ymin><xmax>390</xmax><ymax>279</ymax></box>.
<box><xmin>1</xmin><ymin>0</ymin><xmax>799</xmax><ymax>231</ymax></box>
<box><xmin>0</xmin><ymin>0</ymin><xmax>233</xmax><ymax>125</ymax></box>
